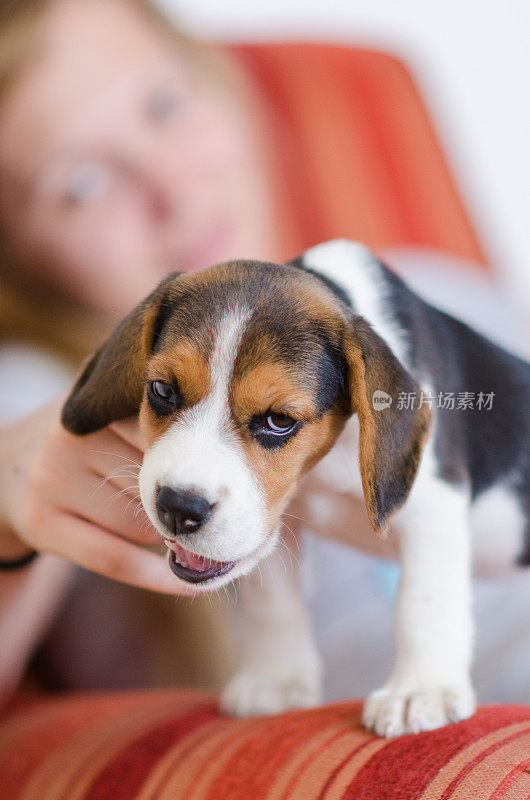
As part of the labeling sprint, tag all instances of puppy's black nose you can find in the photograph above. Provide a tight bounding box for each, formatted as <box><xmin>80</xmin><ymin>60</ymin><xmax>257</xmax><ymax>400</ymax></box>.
<box><xmin>156</xmin><ymin>487</ymin><xmax>214</xmax><ymax>535</ymax></box>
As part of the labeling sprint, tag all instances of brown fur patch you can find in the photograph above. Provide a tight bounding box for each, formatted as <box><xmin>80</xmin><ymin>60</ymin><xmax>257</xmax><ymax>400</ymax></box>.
<box><xmin>147</xmin><ymin>345</ymin><xmax>210</xmax><ymax>407</ymax></box>
<box><xmin>139</xmin><ymin>399</ymin><xmax>171</xmax><ymax>446</ymax></box>
<box><xmin>241</xmin><ymin>409</ymin><xmax>348</xmax><ymax>530</ymax></box>
<box><xmin>229</xmin><ymin>345</ymin><xmax>349</xmax><ymax>529</ymax></box>
<box><xmin>140</xmin><ymin>343</ymin><xmax>210</xmax><ymax>446</ymax></box>
<box><xmin>345</xmin><ymin>320</ymin><xmax>432</xmax><ymax>535</ymax></box>
<box><xmin>230</xmin><ymin>362</ymin><xmax>317</xmax><ymax>424</ymax></box>
<box><xmin>227</xmin><ymin>322</ymin><xmax>351</xmax><ymax>531</ymax></box>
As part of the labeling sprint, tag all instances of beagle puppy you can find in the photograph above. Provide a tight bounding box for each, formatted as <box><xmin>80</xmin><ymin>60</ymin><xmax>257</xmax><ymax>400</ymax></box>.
<box><xmin>62</xmin><ymin>239</ymin><xmax>530</xmax><ymax>737</ymax></box>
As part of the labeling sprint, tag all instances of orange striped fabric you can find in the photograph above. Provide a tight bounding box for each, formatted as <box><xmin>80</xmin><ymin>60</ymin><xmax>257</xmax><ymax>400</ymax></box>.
<box><xmin>231</xmin><ymin>44</ymin><xmax>488</xmax><ymax>270</ymax></box>
<box><xmin>1</xmin><ymin>691</ymin><xmax>530</xmax><ymax>799</ymax></box>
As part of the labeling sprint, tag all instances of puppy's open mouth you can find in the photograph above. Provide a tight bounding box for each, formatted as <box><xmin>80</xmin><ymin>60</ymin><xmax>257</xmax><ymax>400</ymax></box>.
<box><xmin>166</xmin><ymin>542</ymin><xmax>236</xmax><ymax>584</ymax></box>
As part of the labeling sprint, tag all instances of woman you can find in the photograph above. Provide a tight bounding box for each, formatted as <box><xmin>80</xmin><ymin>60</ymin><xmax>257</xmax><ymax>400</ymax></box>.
<box><xmin>0</xmin><ymin>0</ymin><xmax>294</xmax><ymax>696</ymax></box>
<box><xmin>0</xmin><ymin>0</ymin><xmax>489</xmax><ymax>356</ymax></box>
<box><xmin>0</xmin><ymin>0</ymin><xmax>297</xmax><ymax>345</ymax></box>
<box><xmin>0</xmin><ymin>0</ymin><xmax>520</xmax><ymax>703</ymax></box>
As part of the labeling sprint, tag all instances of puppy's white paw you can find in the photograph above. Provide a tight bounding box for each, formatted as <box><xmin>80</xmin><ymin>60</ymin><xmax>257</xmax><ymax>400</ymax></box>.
<box><xmin>363</xmin><ymin>683</ymin><xmax>476</xmax><ymax>737</ymax></box>
<box><xmin>220</xmin><ymin>667</ymin><xmax>322</xmax><ymax>718</ymax></box>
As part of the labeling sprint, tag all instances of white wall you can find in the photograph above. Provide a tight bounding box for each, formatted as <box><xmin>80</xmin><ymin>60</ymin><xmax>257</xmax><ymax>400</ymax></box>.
<box><xmin>156</xmin><ymin>0</ymin><xmax>530</xmax><ymax>308</ymax></box>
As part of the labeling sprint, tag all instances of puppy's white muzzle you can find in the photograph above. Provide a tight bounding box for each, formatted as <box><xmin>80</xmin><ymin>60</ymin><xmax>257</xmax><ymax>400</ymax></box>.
<box><xmin>138</xmin><ymin>405</ymin><xmax>273</xmax><ymax>589</ymax></box>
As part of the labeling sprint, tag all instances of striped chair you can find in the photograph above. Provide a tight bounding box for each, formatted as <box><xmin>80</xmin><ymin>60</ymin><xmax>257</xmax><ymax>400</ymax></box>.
<box><xmin>2</xmin><ymin>691</ymin><xmax>530</xmax><ymax>799</ymax></box>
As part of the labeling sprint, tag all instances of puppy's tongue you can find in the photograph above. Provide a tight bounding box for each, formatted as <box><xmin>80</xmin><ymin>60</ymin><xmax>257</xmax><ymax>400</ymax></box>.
<box><xmin>165</xmin><ymin>541</ymin><xmax>235</xmax><ymax>584</ymax></box>
<box><xmin>169</xmin><ymin>542</ymin><xmax>216</xmax><ymax>571</ymax></box>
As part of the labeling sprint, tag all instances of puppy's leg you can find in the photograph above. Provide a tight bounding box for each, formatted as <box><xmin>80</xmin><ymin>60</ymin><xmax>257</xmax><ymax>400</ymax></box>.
<box><xmin>220</xmin><ymin>529</ymin><xmax>322</xmax><ymax>717</ymax></box>
<box><xmin>363</xmin><ymin>478</ymin><xmax>476</xmax><ymax>737</ymax></box>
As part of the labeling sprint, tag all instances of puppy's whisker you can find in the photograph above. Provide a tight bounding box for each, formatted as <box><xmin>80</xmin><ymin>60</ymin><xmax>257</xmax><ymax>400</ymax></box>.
<box><xmin>279</xmin><ymin>519</ymin><xmax>295</xmax><ymax>538</ymax></box>
<box><xmin>265</xmin><ymin>556</ymin><xmax>276</xmax><ymax>583</ymax></box>
<box><xmin>91</xmin><ymin>471</ymin><xmax>138</xmax><ymax>498</ymax></box>
<box><xmin>104</xmin><ymin>486</ymin><xmax>141</xmax><ymax>510</ymax></box>
<box><xmin>279</xmin><ymin>517</ymin><xmax>302</xmax><ymax>553</ymax></box>
<box><xmin>89</xmin><ymin>478</ymin><xmax>107</xmax><ymax>501</ymax></box>
<box><xmin>275</xmin><ymin>544</ymin><xmax>288</xmax><ymax>574</ymax></box>
<box><xmin>133</xmin><ymin>502</ymin><xmax>148</xmax><ymax>520</ymax></box>
<box><xmin>104</xmin><ymin>463</ymin><xmax>141</xmax><ymax>475</ymax></box>
<box><xmin>94</xmin><ymin>476</ymin><xmax>131</xmax><ymax>497</ymax></box>
<box><xmin>138</xmin><ymin>516</ymin><xmax>155</xmax><ymax>534</ymax></box>
<box><xmin>89</xmin><ymin>450</ymin><xmax>142</xmax><ymax>468</ymax></box>
<box><xmin>104</xmin><ymin>474</ymin><xmax>141</xmax><ymax>488</ymax></box>
<box><xmin>94</xmin><ymin>466</ymin><xmax>141</xmax><ymax>492</ymax></box>
<box><xmin>124</xmin><ymin>495</ymin><xmax>143</xmax><ymax>515</ymax></box>
<box><xmin>277</xmin><ymin>528</ymin><xmax>300</xmax><ymax>568</ymax></box>
<box><xmin>106</xmin><ymin>484</ymin><xmax>141</xmax><ymax>502</ymax></box>
<box><xmin>223</xmin><ymin>582</ymin><xmax>237</xmax><ymax>606</ymax></box>
<box><xmin>278</xmin><ymin>521</ymin><xmax>297</xmax><ymax>546</ymax></box>
<box><xmin>106</xmin><ymin>472</ymin><xmax>141</xmax><ymax>484</ymax></box>
<box><xmin>282</xmin><ymin>512</ymin><xmax>308</xmax><ymax>525</ymax></box>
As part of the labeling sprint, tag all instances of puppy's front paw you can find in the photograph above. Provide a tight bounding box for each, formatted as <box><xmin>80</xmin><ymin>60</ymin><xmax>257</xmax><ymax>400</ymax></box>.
<box><xmin>363</xmin><ymin>683</ymin><xmax>476</xmax><ymax>737</ymax></box>
<box><xmin>220</xmin><ymin>666</ymin><xmax>322</xmax><ymax>718</ymax></box>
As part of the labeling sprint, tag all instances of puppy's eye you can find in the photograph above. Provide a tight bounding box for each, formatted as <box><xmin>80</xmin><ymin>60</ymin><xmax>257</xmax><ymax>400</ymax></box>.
<box><xmin>151</xmin><ymin>381</ymin><xmax>176</xmax><ymax>401</ymax></box>
<box><xmin>249</xmin><ymin>411</ymin><xmax>302</xmax><ymax>449</ymax></box>
<box><xmin>265</xmin><ymin>413</ymin><xmax>297</xmax><ymax>434</ymax></box>
<box><xmin>147</xmin><ymin>380</ymin><xmax>180</xmax><ymax>414</ymax></box>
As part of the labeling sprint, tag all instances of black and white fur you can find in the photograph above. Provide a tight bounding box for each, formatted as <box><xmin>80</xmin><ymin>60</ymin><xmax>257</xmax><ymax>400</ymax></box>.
<box><xmin>222</xmin><ymin>239</ymin><xmax>530</xmax><ymax>736</ymax></box>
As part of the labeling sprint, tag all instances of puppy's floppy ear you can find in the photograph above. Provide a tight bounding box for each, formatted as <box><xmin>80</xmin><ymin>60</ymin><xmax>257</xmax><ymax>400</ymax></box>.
<box><xmin>62</xmin><ymin>273</ymin><xmax>179</xmax><ymax>435</ymax></box>
<box><xmin>345</xmin><ymin>316</ymin><xmax>431</xmax><ymax>535</ymax></box>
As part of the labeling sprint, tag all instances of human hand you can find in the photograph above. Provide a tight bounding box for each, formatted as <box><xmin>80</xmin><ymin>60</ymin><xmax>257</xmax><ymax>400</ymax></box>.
<box><xmin>0</xmin><ymin>397</ymin><xmax>185</xmax><ymax>594</ymax></box>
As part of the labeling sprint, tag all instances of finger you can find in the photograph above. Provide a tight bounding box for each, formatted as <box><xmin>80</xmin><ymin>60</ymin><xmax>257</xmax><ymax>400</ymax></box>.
<box><xmin>84</xmin><ymin>432</ymin><xmax>144</xmax><ymax>486</ymax></box>
<box><xmin>110</xmin><ymin>418</ymin><xmax>147</xmax><ymax>452</ymax></box>
<box><xmin>41</xmin><ymin>445</ymin><xmax>158</xmax><ymax>545</ymax></box>
<box><xmin>42</xmin><ymin>512</ymin><xmax>192</xmax><ymax>595</ymax></box>
<box><xmin>75</xmin><ymin>477</ymin><xmax>160</xmax><ymax>546</ymax></box>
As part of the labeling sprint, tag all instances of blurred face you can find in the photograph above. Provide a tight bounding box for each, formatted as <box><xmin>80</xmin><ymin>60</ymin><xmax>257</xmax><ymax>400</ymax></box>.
<box><xmin>0</xmin><ymin>0</ymin><xmax>279</xmax><ymax>315</ymax></box>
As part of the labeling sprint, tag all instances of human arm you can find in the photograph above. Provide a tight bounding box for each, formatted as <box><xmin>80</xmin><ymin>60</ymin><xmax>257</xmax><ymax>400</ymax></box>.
<box><xmin>0</xmin><ymin>397</ymin><xmax>184</xmax><ymax>701</ymax></box>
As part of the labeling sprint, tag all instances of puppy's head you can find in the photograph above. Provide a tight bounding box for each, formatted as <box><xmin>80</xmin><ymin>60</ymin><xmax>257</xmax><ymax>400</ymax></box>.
<box><xmin>62</xmin><ymin>260</ymin><xmax>430</xmax><ymax>591</ymax></box>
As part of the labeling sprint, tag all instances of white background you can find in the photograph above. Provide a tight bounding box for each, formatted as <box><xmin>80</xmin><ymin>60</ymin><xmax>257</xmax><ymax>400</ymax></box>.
<box><xmin>156</xmin><ymin>0</ymin><xmax>530</xmax><ymax>311</ymax></box>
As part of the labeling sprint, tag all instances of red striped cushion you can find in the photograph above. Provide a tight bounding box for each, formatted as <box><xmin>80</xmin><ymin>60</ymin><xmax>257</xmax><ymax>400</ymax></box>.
<box><xmin>1</xmin><ymin>691</ymin><xmax>530</xmax><ymax>799</ymax></box>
